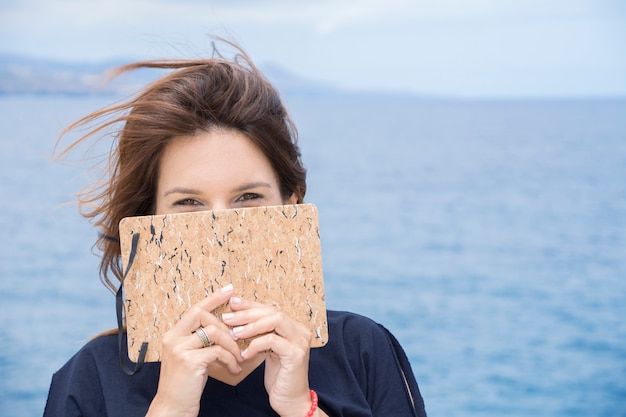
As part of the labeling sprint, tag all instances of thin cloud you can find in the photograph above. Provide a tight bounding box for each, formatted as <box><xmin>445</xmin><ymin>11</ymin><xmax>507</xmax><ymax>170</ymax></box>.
<box><xmin>1</xmin><ymin>0</ymin><xmax>624</xmax><ymax>96</ymax></box>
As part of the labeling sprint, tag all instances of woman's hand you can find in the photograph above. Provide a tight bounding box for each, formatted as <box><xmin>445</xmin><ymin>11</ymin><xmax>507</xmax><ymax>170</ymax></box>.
<box><xmin>146</xmin><ymin>284</ymin><xmax>241</xmax><ymax>417</ymax></box>
<box><xmin>222</xmin><ymin>296</ymin><xmax>317</xmax><ymax>417</ymax></box>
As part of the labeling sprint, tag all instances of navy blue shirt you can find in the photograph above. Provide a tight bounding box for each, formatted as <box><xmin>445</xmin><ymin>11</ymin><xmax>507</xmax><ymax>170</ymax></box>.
<box><xmin>44</xmin><ymin>310</ymin><xmax>427</xmax><ymax>416</ymax></box>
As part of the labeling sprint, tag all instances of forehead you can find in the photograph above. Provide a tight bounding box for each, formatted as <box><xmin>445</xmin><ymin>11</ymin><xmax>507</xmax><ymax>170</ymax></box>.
<box><xmin>158</xmin><ymin>130</ymin><xmax>279</xmax><ymax>186</ymax></box>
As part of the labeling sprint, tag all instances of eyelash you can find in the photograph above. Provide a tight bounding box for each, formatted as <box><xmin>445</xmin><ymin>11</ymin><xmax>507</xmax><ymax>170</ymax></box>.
<box><xmin>236</xmin><ymin>193</ymin><xmax>261</xmax><ymax>202</ymax></box>
<box><xmin>174</xmin><ymin>193</ymin><xmax>261</xmax><ymax>206</ymax></box>
<box><xmin>174</xmin><ymin>198</ymin><xmax>200</xmax><ymax>206</ymax></box>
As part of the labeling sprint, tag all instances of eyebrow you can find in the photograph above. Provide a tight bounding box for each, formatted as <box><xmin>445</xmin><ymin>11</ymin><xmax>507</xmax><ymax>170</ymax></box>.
<box><xmin>163</xmin><ymin>187</ymin><xmax>202</xmax><ymax>197</ymax></box>
<box><xmin>232</xmin><ymin>181</ymin><xmax>273</xmax><ymax>193</ymax></box>
<box><xmin>163</xmin><ymin>182</ymin><xmax>272</xmax><ymax>197</ymax></box>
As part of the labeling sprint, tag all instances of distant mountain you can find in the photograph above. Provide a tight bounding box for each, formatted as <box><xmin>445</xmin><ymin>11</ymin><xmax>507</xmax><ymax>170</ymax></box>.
<box><xmin>0</xmin><ymin>55</ymin><xmax>337</xmax><ymax>96</ymax></box>
<box><xmin>0</xmin><ymin>55</ymin><xmax>130</xmax><ymax>94</ymax></box>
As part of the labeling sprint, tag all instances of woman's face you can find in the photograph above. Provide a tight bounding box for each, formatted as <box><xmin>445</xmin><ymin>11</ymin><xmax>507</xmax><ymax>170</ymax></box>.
<box><xmin>155</xmin><ymin>129</ymin><xmax>296</xmax><ymax>215</ymax></box>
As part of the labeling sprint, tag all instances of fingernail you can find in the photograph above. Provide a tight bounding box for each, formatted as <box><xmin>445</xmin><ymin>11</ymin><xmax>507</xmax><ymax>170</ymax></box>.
<box><xmin>233</xmin><ymin>326</ymin><xmax>245</xmax><ymax>335</ymax></box>
<box><xmin>241</xmin><ymin>349</ymin><xmax>248</xmax><ymax>359</ymax></box>
<box><xmin>221</xmin><ymin>284</ymin><xmax>234</xmax><ymax>293</ymax></box>
<box><xmin>229</xmin><ymin>328</ymin><xmax>238</xmax><ymax>340</ymax></box>
<box><xmin>222</xmin><ymin>312</ymin><xmax>235</xmax><ymax>321</ymax></box>
<box><xmin>230</xmin><ymin>296</ymin><xmax>242</xmax><ymax>306</ymax></box>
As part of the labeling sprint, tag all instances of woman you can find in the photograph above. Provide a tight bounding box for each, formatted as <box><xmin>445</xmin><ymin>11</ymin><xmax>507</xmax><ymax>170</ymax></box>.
<box><xmin>44</xmin><ymin>43</ymin><xmax>428</xmax><ymax>417</ymax></box>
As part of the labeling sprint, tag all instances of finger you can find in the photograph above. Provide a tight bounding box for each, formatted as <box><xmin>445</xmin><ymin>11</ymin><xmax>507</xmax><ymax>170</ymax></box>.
<box><xmin>228</xmin><ymin>309</ymin><xmax>311</xmax><ymax>348</ymax></box>
<box><xmin>222</xmin><ymin>297</ymin><xmax>278</xmax><ymax>339</ymax></box>
<box><xmin>185</xmin><ymin>322</ymin><xmax>241</xmax><ymax>356</ymax></box>
<box><xmin>186</xmin><ymin>343</ymin><xmax>243</xmax><ymax>375</ymax></box>
<box><xmin>195</xmin><ymin>283</ymin><xmax>234</xmax><ymax>309</ymax></box>
<box><xmin>161</xmin><ymin>320</ymin><xmax>243</xmax><ymax>373</ymax></box>
<box><xmin>228</xmin><ymin>295</ymin><xmax>275</xmax><ymax>312</ymax></box>
<box><xmin>241</xmin><ymin>331</ymin><xmax>309</xmax><ymax>367</ymax></box>
<box><xmin>170</xmin><ymin>284</ymin><xmax>235</xmax><ymax>336</ymax></box>
<box><xmin>222</xmin><ymin>297</ymin><xmax>276</xmax><ymax>327</ymax></box>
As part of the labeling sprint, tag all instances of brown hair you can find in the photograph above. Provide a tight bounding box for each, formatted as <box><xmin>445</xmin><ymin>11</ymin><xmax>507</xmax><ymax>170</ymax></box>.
<box><xmin>57</xmin><ymin>44</ymin><xmax>307</xmax><ymax>293</ymax></box>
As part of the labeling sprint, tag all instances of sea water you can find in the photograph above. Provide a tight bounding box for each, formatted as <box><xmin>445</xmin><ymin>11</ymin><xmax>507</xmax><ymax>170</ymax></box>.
<box><xmin>0</xmin><ymin>94</ymin><xmax>624</xmax><ymax>417</ymax></box>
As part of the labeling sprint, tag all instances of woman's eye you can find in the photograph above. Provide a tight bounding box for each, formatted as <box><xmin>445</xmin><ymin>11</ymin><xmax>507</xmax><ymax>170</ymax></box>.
<box><xmin>174</xmin><ymin>198</ymin><xmax>200</xmax><ymax>206</ymax></box>
<box><xmin>236</xmin><ymin>193</ymin><xmax>261</xmax><ymax>202</ymax></box>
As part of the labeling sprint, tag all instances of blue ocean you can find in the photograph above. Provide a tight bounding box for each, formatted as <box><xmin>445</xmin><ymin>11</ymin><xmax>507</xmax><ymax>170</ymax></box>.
<box><xmin>0</xmin><ymin>94</ymin><xmax>625</xmax><ymax>417</ymax></box>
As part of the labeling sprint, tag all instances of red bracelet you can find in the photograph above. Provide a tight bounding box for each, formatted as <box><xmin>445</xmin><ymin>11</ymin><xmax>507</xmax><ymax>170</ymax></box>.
<box><xmin>306</xmin><ymin>389</ymin><xmax>318</xmax><ymax>417</ymax></box>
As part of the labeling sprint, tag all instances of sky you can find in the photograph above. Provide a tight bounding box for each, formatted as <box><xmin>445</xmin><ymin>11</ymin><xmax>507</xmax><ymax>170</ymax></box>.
<box><xmin>1</xmin><ymin>0</ymin><xmax>625</xmax><ymax>98</ymax></box>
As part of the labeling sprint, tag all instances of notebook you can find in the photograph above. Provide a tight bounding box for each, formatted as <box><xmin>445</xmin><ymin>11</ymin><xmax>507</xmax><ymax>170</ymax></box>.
<box><xmin>118</xmin><ymin>203</ymin><xmax>327</xmax><ymax>362</ymax></box>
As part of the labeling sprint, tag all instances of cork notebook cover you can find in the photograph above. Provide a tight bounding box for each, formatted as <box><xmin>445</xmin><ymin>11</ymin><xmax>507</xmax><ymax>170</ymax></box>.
<box><xmin>118</xmin><ymin>203</ymin><xmax>327</xmax><ymax>362</ymax></box>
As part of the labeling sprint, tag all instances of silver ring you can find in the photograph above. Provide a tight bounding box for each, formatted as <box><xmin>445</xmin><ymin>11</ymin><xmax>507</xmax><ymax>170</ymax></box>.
<box><xmin>195</xmin><ymin>327</ymin><xmax>213</xmax><ymax>348</ymax></box>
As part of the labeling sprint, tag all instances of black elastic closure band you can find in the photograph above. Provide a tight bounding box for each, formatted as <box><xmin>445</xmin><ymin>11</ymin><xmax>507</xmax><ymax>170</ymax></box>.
<box><xmin>98</xmin><ymin>231</ymin><xmax>120</xmax><ymax>244</ymax></box>
<box><xmin>116</xmin><ymin>232</ymin><xmax>148</xmax><ymax>375</ymax></box>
